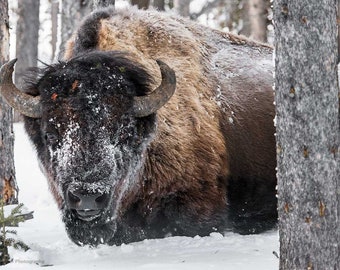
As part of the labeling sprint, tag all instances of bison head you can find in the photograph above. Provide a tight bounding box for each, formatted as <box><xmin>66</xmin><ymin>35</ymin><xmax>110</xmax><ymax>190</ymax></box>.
<box><xmin>0</xmin><ymin>51</ymin><xmax>176</xmax><ymax>246</ymax></box>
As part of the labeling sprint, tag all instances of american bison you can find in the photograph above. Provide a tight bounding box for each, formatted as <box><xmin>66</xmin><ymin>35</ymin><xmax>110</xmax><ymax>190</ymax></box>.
<box><xmin>0</xmin><ymin>7</ymin><xmax>277</xmax><ymax>246</ymax></box>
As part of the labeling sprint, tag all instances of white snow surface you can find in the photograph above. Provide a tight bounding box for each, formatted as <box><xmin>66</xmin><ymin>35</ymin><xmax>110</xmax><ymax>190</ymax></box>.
<box><xmin>2</xmin><ymin>123</ymin><xmax>280</xmax><ymax>269</ymax></box>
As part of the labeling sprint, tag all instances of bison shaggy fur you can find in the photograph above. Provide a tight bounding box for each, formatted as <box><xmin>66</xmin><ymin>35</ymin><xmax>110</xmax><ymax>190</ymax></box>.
<box><xmin>19</xmin><ymin>7</ymin><xmax>277</xmax><ymax>246</ymax></box>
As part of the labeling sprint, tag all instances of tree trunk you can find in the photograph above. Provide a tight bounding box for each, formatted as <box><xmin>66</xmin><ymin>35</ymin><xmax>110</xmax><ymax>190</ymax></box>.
<box><xmin>131</xmin><ymin>0</ymin><xmax>150</xmax><ymax>9</ymax></box>
<box><xmin>274</xmin><ymin>1</ymin><xmax>340</xmax><ymax>269</ymax></box>
<box><xmin>239</xmin><ymin>0</ymin><xmax>251</xmax><ymax>38</ymax></box>
<box><xmin>338</xmin><ymin>0</ymin><xmax>340</xmax><ymax>64</ymax></box>
<box><xmin>14</xmin><ymin>0</ymin><xmax>39</xmax><ymax>122</ymax></box>
<box><xmin>15</xmin><ymin>0</ymin><xmax>39</xmax><ymax>79</ymax></box>
<box><xmin>93</xmin><ymin>0</ymin><xmax>115</xmax><ymax>9</ymax></box>
<box><xmin>0</xmin><ymin>0</ymin><xmax>18</xmax><ymax>205</ymax></box>
<box><xmin>51</xmin><ymin>0</ymin><xmax>59</xmax><ymax>61</ymax></box>
<box><xmin>59</xmin><ymin>0</ymin><xmax>92</xmax><ymax>57</ymax></box>
<box><xmin>152</xmin><ymin>0</ymin><xmax>165</xmax><ymax>11</ymax></box>
<box><xmin>248</xmin><ymin>0</ymin><xmax>268</xmax><ymax>42</ymax></box>
<box><xmin>174</xmin><ymin>0</ymin><xmax>190</xmax><ymax>17</ymax></box>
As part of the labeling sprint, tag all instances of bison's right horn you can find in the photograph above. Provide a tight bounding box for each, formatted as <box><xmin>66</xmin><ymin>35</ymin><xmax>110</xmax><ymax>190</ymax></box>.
<box><xmin>133</xmin><ymin>60</ymin><xmax>176</xmax><ymax>117</ymax></box>
<box><xmin>0</xmin><ymin>59</ymin><xmax>42</xmax><ymax>118</ymax></box>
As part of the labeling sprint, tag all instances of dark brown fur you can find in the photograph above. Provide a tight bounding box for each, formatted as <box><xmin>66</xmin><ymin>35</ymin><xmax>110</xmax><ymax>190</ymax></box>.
<box><xmin>65</xmin><ymin>7</ymin><xmax>276</xmax><ymax>227</ymax></box>
<box><xmin>23</xmin><ymin>7</ymin><xmax>276</xmax><ymax>245</ymax></box>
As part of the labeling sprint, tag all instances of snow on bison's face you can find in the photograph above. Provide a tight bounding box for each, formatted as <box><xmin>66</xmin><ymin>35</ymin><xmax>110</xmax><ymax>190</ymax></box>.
<box><xmin>0</xmin><ymin>51</ymin><xmax>175</xmax><ymax>246</ymax></box>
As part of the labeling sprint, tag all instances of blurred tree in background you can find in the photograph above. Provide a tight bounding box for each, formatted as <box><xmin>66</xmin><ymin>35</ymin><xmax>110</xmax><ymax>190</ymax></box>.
<box><xmin>8</xmin><ymin>0</ymin><xmax>272</xmax><ymax>69</ymax></box>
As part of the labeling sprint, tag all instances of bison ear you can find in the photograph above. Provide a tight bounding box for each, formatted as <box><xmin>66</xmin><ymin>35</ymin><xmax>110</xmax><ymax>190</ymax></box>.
<box><xmin>133</xmin><ymin>60</ymin><xmax>176</xmax><ymax>117</ymax></box>
<box><xmin>0</xmin><ymin>59</ymin><xmax>42</xmax><ymax>118</ymax></box>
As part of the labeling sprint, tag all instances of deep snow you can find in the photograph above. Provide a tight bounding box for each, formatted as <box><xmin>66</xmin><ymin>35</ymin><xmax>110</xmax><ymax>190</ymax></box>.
<box><xmin>0</xmin><ymin>123</ymin><xmax>279</xmax><ymax>269</ymax></box>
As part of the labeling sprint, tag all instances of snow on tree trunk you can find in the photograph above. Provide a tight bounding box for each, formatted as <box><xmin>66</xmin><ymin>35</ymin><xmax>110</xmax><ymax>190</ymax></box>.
<box><xmin>0</xmin><ymin>0</ymin><xmax>18</xmax><ymax>205</ymax></box>
<box><xmin>274</xmin><ymin>1</ymin><xmax>340</xmax><ymax>269</ymax></box>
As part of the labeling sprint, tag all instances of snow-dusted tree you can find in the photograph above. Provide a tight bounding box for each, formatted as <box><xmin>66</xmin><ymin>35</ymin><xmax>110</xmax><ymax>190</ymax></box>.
<box><xmin>0</xmin><ymin>0</ymin><xmax>18</xmax><ymax>205</ymax></box>
<box><xmin>15</xmin><ymin>0</ymin><xmax>39</xmax><ymax>87</ymax></box>
<box><xmin>0</xmin><ymin>202</ymin><xmax>30</xmax><ymax>265</ymax></box>
<box><xmin>274</xmin><ymin>1</ymin><xmax>340</xmax><ymax>269</ymax></box>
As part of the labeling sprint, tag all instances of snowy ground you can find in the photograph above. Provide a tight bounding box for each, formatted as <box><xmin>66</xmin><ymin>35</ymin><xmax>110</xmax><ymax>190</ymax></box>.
<box><xmin>1</xmin><ymin>123</ymin><xmax>279</xmax><ymax>269</ymax></box>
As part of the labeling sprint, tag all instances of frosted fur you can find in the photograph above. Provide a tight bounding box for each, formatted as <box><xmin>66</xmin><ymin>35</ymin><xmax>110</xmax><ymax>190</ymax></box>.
<box><xmin>19</xmin><ymin>7</ymin><xmax>277</xmax><ymax>246</ymax></box>
<box><xmin>49</xmin><ymin>110</ymin><xmax>148</xmax><ymax>212</ymax></box>
<box><xmin>55</xmin><ymin>119</ymin><xmax>81</xmax><ymax>175</ymax></box>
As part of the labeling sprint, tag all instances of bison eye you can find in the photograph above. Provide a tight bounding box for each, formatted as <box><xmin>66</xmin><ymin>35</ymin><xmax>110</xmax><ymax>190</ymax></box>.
<box><xmin>45</xmin><ymin>132</ymin><xmax>59</xmax><ymax>145</ymax></box>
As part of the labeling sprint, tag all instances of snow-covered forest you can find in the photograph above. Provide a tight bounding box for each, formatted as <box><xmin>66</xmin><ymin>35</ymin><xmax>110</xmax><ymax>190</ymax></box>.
<box><xmin>0</xmin><ymin>0</ymin><xmax>338</xmax><ymax>269</ymax></box>
<box><xmin>0</xmin><ymin>1</ymin><xmax>281</xmax><ymax>269</ymax></box>
<box><xmin>9</xmin><ymin>0</ymin><xmax>273</xmax><ymax>64</ymax></box>
<box><xmin>2</xmin><ymin>0</ymin><xmax>278</xmax><ymax>270</ymax></box>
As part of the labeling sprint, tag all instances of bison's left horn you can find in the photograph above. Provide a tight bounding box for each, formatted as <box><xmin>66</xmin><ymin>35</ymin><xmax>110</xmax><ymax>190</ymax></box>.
<box><xmin>133</xmin><ymin>60</ymin><xmax>176</xmax><ymax>117</ymax></box>
<box><xmin>0</xmin><ymin>59</ymin><xmax>42</xmax><ymax>118</ymax></box>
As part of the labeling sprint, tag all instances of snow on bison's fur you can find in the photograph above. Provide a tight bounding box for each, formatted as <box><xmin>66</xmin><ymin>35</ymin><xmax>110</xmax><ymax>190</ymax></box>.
<box><xmin>0</xmin><ymin>7</ymin><xmax>277</xmax><ymax>246</ymax></box>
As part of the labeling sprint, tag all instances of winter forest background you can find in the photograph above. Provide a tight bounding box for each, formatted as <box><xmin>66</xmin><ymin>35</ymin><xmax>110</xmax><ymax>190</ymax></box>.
<box><xmin>10</xmin><ymin>0</ymin><xmax>273</xmax><ymax>73</ymax></box>
<box><xmin>0</xmin><ymin>0</ymin><xmax>339</xmax><ymax>269</ymax></box>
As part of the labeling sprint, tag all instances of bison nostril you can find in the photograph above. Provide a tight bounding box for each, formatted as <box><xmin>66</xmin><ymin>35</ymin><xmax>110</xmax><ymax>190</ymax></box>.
<box><xmin>67</xmin><ymin>190</ymin><xmax>81</xmax><ymax>208</ymax></box>
<box><xmin>94</xmin><ymin>193</ymin><xmax>108</xmax><ymax>205</ymax></box>
<box><xmin>66</xmin><ymin>189</ymin><xmax>110</xmax><ymax>221</ymax></box>
<box><xmin>68</xmin><ymin>191</ymin><xmax>81</xmax><ymax>203</ymax></box>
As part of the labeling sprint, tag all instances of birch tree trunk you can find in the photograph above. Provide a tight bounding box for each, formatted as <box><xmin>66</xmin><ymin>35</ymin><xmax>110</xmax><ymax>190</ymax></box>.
<box><xmin>274</xmin><ymin>1</ymin><xmax>340</xmax><ymax>269</ymax></box>
<box><xmin>0</xmin><ymin>0</ymin><xmax>18</xmax><ymax>204</ymax></box>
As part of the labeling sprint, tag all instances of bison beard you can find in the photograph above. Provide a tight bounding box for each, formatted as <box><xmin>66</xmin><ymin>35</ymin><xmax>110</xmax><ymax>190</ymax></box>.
<box><xmin>63</xmin><ymin>210</ymin><xmax>117</xmax><ymax>246</ymax></box>
<box><xmin>0</xmin><ymin>7</ymin><xmax>278</xmax><ymax>246</ymax></box>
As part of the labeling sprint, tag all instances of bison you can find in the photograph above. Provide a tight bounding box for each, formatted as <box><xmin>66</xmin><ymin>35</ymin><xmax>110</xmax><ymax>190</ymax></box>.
<box><xmin>0</xmin><ymin>7</ymin><xmax>277</xmax><ymax>246</ymax></box>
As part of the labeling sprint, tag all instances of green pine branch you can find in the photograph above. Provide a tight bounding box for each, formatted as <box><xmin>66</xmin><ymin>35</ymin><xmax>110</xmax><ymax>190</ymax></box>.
<box><xmin>0</xmin><ymin>200</ymin><xmax>31</xmax><ymax>265</ymax></box>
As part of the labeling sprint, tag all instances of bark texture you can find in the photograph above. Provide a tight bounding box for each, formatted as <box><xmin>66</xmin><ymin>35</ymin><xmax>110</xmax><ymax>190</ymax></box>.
<box><xmin>51</xmin><ymin>0</ymin><xmax>59</xmax><ymax>61</ymax></box>
<box><xmin>274</xmin><ymin>1</ymin><xmax>340</xmax><ymax>269</ymax></box>
<box><xmin>15</xmin><ymin>0</ymin><xmax>39</xmax><ymax>86</ymax></box>
<box><xmin>152</xmin><ymin>0</ymin><xmax>165</xmax><ymax>11</ymax></box>
<box><xmin>0</xmin><ymin>0</ymin><xmax>17</xmax><ymax>204</ymax></box>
